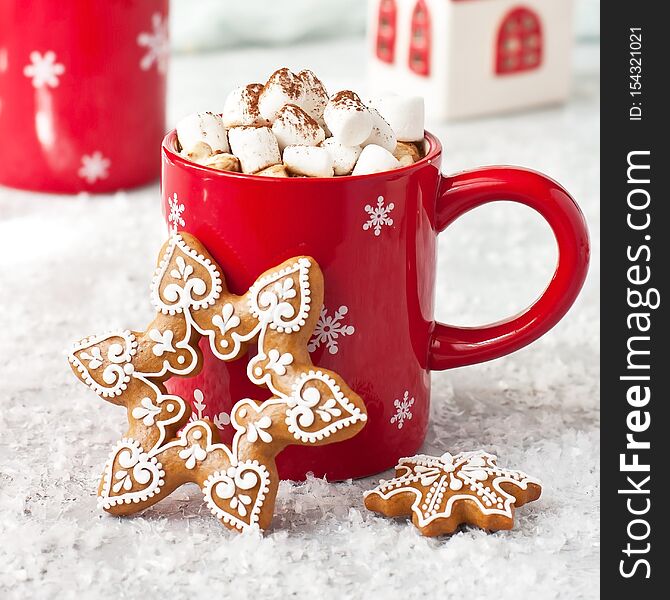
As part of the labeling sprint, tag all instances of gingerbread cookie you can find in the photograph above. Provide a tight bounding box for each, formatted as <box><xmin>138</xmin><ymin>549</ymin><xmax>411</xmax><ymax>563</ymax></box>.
<box><xmin>68</xmin><ymin>232</ymin><xmax>367</xmax><ymax>532</ymax></box>
<box><xmin>364</xmin><ymin>451</ymin><xmax>541</xmax><ymax>536</ymax></box>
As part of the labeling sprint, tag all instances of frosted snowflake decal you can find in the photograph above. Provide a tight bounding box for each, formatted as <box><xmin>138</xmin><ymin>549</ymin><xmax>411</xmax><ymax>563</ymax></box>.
<box><xmin>307</xmin><ymin>305</ymin><xmax>355</xmax><ymax>355</ymax></box>
<box><xmin>137</xmin><ymin>12</ymin><xmax>170</xmax><ymax>74</ymax></box>
<box><xmin>78</xmin><ymin>152</ymin><xmax>110</xmax><ymax>184</ymax></box>
<box><xmin>390</xmin><ymin>391</ymin><xmax>414</xmax><ymax>429</ymax></box>
<box><xmin>189</xmin><ymin>388</ymin><xmax>230</xmax><ymax>431</ymax></box>
<box><xmin>23</xmin><ymin>51</ymin><xmax>65</xmax><ymax>89</ymax></box>
<box><xmin>167</xmin><ymin>193</ymin><xmax>185</xmax><ymax>232</ymax></box>
<box><xmin>364</xmin><ymin>451</ymin><xmax>542</xmax><ymax>536</ymax></box>
<box><xmin>363</xmin><ymin>196</ymin><xmax>395</xmax><ymax>236</ymax></box>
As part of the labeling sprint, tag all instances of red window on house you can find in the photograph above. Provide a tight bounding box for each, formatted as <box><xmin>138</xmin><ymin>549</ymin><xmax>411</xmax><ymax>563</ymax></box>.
<box><xmin>376</xmin><ymin>0</ymin><xmax>398</xmax><ymax>64</ymax></box>
<box><xmin>496</xmin><ymin>7</ymin><xmax>543</xmax><ymax>75</ymax></box>
<box><xmin>408</xmin><ymin>0</ymin><xmax>431</xmax><ymax>77</ymax></box>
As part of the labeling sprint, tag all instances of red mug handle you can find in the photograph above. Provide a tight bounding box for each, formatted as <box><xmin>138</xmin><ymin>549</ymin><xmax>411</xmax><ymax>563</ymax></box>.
<box><xmin>429</xmin><ymin>167</ymin><xmax>590</xmax><ymax>371</ymax></box>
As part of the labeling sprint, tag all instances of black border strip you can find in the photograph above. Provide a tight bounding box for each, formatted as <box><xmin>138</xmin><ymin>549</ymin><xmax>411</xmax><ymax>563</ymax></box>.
<box><xmin>601</xmin><ymin>4</ymin><xmax>668</xmax><ymax>594</ymax></box>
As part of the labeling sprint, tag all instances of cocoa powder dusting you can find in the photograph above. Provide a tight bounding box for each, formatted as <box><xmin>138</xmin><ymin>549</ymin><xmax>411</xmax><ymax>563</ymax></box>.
<box><xmin>298</xmin><ymin>70</ymin><xmax>327</xmax><ymax>94</ymax></box>
<box><xmin>330</xmin><ymin>90</ymin><xmax>365</xmax><ymax>111</ymax></box>
<box><xmin>241</xmin><ymin>84</ymin><xmax>268</xmax><ymax>125</ymax></box>
<box><xmin>247</xmin><ymin>83</ymin><xmax>263</xmax><ymax>96</ymax></box>
<box><xmin>262</xmin><ymin>68</ymin><xmax>302</xmax><ymax>99</ymax></box>
<box><xmin>277</xmin><ymin>104</ymin><xmax>320</xmax><ymax>136</ymax></box>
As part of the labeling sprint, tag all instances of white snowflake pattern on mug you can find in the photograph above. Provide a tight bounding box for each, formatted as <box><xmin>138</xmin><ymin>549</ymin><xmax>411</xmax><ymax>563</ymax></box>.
<box><xmin>167</xmin><ymin>193</ymin><xmax>185</xmax><ymax>232</ymax></box>
<box><xmin>189</xmin><ymin>388</ymin><xmax>230</xmax><ymax>431</ymax></box>
<box><xmin>23</xmin><ymin>51</ymin><xmax>65</xmax><ymax>89</ymax></box>
<box><xmin>390</xmin><ymin>391</ymin><xmax>414</xmax><ymax>429</ymax></box>
<box><xmin>137</xmin><ymin>12</ymin><xmax>169</xmax><ymax>74</ymax></box>
<box><xmin>307</xmin><ymin>305</ymin><xmax>355</xmax><ymax>355</ymax></box>
<box><xmin>78</xmin><ymin>152</ymin><xmax>110</xmax><ymax>184</ymax></box>
<box><xmin>363</xmin><ymin>196</ymin><xmax>395</xmax><ymax>236</ymax></box>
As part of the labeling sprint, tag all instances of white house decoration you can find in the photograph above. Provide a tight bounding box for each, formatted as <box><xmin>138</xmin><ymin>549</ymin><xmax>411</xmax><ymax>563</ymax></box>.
<box><xmin>368</xmin><ymin>0</ymin><xmax>574</xmax><ymax>120</ymax></box>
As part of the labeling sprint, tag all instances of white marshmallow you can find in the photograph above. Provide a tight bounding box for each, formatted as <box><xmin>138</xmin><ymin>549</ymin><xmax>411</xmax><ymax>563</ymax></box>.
<box><xmin>258</xmin><ymin>68</ymin><xmax>305</xmax><ymax>122</ymax></box>
<box><xmin>176</xmin><ymin>112</ymin><xmax>229</xmax><ymax>154</ymax></box>
<box><xmin>297</xmin><ymin>69</ymin><xmax>328</xmax><ymax>122</ymax></box>
<box><xmin>228</xmin><ymin>126</ymin><xmax>281</xmax><ymax>174</ymax></box>
<box><xmin>256</xmin><ymin>164</ymin><xmax>290</xmax><ymax>178</ymax></box>
<box><xmin>367</xmin><ymin>95</ymin><xmax>425</xmax><ymax>142</ymax></box>
<box><xmin>283</xmin><ymin>146</ymin><xmax>334</xmax><ymax>178</ymax></box>
<box><xmin>222</xmin><ymin>84</ymin><xmax>266</xmax><ymax>128</ymax></box>
<box><xmin>324</xmin><ymin>91</ymin><xmax>373</xmax><ymax>147</ymax></box>
<box><xmin>362</xmin><ymin>107</ymin><xmax>397</xmax><ymax>153</ymax></box>
<box><xmin>394</xmin><ymin>141</ymin><xmax>421</xmax><ymax>165</ymax></box>
<box><xmin>321</xmin><ymin>138</ymin><xmax>362</xmax><ymax>176</ymax></box>
<box><xmin>183</xmin><ymin>141</ymin><xmax>214</xmax><ymax>162</ymax></box>
<box><xmin>272</xmin><ymin>104</ymin><xmax>325</xmax><ymax>151</ymax></box>
<box><xmin>351</xmin><ymin>144</ymin><xmax>400</xmax><ymax>176</ymax></box>
<box><xmin>200</xmin><ymin>153</ymin><xmax>240</xmax><ymax>172</ymax></box>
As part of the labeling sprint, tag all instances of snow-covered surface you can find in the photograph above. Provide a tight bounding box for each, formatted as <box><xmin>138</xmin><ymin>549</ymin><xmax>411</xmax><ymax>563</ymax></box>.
<box><xmin>0</xmin><ymin>39</ymin><xmax>599</xmax><ymax>599</ymax></box>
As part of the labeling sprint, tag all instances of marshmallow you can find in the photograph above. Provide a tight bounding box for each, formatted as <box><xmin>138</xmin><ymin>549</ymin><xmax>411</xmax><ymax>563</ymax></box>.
<box><xmin>176</xmin><ymin>112</ymin><xmax>229</xmax><ymax>154</ymax></box>
<box><xmin>393</xmin><ymin>141</ymin><xmax>421</xmax><ymax>166</ymax></box>
<box><xmin>324</xmin><ymin>91</ymin><xmax>373</xmax><ymax>146</ymax></box>
<box><xmin>184</xmin><ymin>141</ymin><xmax>214</xmax><ymax>162</ymax></box>
<box><xmin>257</xmin><ymin>164</ymin><xmax>290</xmax><ymax>177</ymax></box>
<box><xmin>258</xmin><ymin>68</ymin><xmax>305</xmax><ymax>122</ymax></box>
<box><xmin>272</xmin><ymin>104</ymin><xmax>325</xmax><ymax>151</ymax></box>
<box><xmin>321</xmin><ymin>138</ymin><xmax>362</xmax><ymax>176</ymax></box>
<box><xmin>283</xmin><ymin>146</ymin><xmax>334</xmax><ymax>178</ymax></box>
<box><xmin>297</xmin><ymin>69</ymin><xmax>329</xmax><ymax>122</ymax></box>
<box><xmin>351</xmin><ymin>144</ymin><xmax>400</xmax><ymax>176</ymax></box>
<box><xmin>363</xmin><ymin>107</ymin><xmax>397</xmax><ymax>153</ymax></box>
<box><xmin>200</xmin><ymin>153</ymin><xmax>241</xmax><ymax>172</ymax></box>
<box><xmin>228</xmin><ymin>126</ymin><xmax>281</xmax><ymax>174</ymax></box>
<box><xmin>367</xmin><ymin>96</ymin><xmax>425</xmax><ymax>142</ymax></box>
<box><xmin>222</xmin><ymin>83</ymin><xmax>267</xmax><ymax>128</ymax></box>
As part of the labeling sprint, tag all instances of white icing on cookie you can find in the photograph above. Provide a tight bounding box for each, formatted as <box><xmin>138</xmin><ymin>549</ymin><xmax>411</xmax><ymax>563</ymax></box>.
<box><xmin>365</xmin><ymin>451</ymin><xmax>541</xmax><ymax>527</ymax></box>
<box><xmin>151</xmin><ymin>234</ymin><xmax>222</xmax><ymax>315</ymax></box>
<box><xmin>68</xmin><ymin>330</ymin><xmax>137</xmax><ymax>398</ymax></box>
<box><xmin>202</xmin><ymin>461</ymin><xmax>271</xmax><ymax>531</ymax></box>
<box><xmin>98</xmin><ymin>438</ymin><xmax>165</xmax><ymax>509</ymax></box>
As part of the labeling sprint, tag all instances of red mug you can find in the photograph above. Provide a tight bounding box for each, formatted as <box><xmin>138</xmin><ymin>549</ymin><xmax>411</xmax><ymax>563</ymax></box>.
<box><xmin>0</xmin><ymin>0</ymin><xmax>168</xmax><ymax>193</ymax></box>
<box><xmin>160</xmin><ymin>130</ymin><xmax>589</xmax><ymax>481</ymax></box>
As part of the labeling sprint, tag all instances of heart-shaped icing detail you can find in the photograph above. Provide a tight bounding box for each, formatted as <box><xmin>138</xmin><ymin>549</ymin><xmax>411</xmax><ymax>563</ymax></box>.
<box><xmin>68</xmin><ymin>331</ymin><xmax>137</xmax><ymax>398</ymax></box>
<box><xmin>98</xmin><ymin>438</ymin><xmax>165</xmax><ymax>509</ymax></box>
<box><xmin>247</xmin><ymin>258</ymin><xmax>312</xmax><ymax>333</ymax></box>
<box><xmin>151</xmin><ymin>234</ymin><xmax>222</xmax><ymax>315</ymax></box>
<box><xmin>285</xmin><ymin>370</ymin><xmax>367</xmax><ymax>443</ymax></box>
<box><xmin>202</xmin><ymin>461</ymin><xmax>271</xmax><ymax>531</ymax></box>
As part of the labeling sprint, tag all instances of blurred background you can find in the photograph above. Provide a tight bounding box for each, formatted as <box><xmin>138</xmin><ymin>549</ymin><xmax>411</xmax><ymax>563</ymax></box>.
<box><xmin>170</xmin><ymin>0</ymin><xmax>599</xmax><ymax>51</ymax></box>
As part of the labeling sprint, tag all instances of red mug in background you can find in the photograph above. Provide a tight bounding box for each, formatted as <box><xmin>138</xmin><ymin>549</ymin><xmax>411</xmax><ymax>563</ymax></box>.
<box><xmin>0</xmin><ymin>0</ymin><xmax>168</xmax><ymax>193</ymax></box>
<box><xmin>161</xmin><ymin>130</ymin><xmax>589</xmax><ymax>481</ymax></box>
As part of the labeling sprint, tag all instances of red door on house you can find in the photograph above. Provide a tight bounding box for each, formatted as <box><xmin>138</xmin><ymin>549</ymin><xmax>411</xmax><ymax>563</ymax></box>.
<box><xmin>376</xmin><ymin>0</ymin><xmax>398</xmax><ymax>64</ymax></box>
<box><xmin>408</xmin><ymin>0</ymin><xmax>431</xmax><ymax>76</ymax></box>
<box><xmin>496</xmin><ymin>7</ymin><xmax>543</xmax><ymax>75</ymax></box>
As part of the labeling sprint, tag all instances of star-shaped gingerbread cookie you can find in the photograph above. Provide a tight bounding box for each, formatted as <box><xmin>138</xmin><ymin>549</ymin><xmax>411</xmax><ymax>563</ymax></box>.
<box><xmin>68</xmin><ymin>232</ymin><xmax>367</xmax><ymax>533</ymax></box>
<box><xmin>364</xmin><ymin>451</ymin><xmax>541</xmax><ymax>536</ymax></box>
